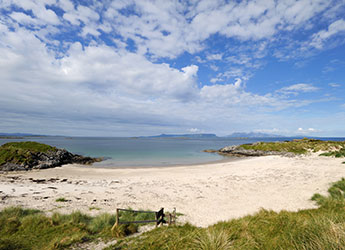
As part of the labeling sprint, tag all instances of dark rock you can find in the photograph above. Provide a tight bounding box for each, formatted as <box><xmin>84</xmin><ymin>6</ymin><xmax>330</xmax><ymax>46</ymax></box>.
<box><xmin>1</xmin><ymin>163</ymin><xmax>26</xmax><ymax>171</ymax></box>
<box><xmin>0</xmin><ymin>147</ymin><xmax>102</xmax><ymax>172</ymax></box>
<box><xmin>216</xmin><ymin>145</ymin><xmax>295</xmax><ymax>157</ymax></box>
<box><xmin>31</xmin><ymin>179</ymin><xmax>46</xmax><ymax>183</ymax></box>
<box><xmin>1</xmin><ymin>195</ymin><xmax>9</xmax><ymax>200</ymax></box>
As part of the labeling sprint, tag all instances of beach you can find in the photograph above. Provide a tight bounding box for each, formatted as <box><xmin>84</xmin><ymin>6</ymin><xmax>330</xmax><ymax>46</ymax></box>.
<box><xmin>1</xmin><ymin>154</ymin><xmax>344</xmax><ymax>227</ymax></box>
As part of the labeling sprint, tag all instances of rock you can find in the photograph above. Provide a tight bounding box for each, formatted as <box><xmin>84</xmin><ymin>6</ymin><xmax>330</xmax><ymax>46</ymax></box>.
<box><xmin>1</xmin><ymin>195</ymin><xmax>9</xmax><ymax>200</ymax></box>
<box><xmin>216</xmin><ymin>145</ymin><xmax>295</xmax><ymax>157</ymax></box>
<box><xmin>203</xmin><ymin>149</ymin><xmax>218</xmax><ymax>153</ymax></box>
<box><xmin>0</xmin><ymin>147</ymin><xmax>102</xmax><ymax>172</ymax></box>
<box><xmin>31</xmin><ymin>179</ymin><xmax>46</xmax><ymax>183</ymax></box>
<box><xmin>1</xmin><ymin>163</ymin><xmax>26</xmax><ymax>171</ymax></box>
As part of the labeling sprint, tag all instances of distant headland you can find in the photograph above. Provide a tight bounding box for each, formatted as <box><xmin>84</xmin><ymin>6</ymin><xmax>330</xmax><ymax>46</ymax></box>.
<box><xmin>141</xmin><ymin>133</ymin><xmax>218</xmax><ymax>138</ymax></box>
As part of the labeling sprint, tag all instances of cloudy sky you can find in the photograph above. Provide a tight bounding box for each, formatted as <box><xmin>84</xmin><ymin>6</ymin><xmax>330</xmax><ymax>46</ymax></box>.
<box><xmin>0</xmin><ymin>0</ymin><xmax>345</xmax><ymax>137</ymax></box>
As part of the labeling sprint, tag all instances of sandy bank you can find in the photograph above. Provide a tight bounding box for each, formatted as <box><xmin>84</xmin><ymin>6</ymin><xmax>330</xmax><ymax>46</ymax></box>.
<box><xmin>0</xmin><ymin>154</ymin><xmax>344</xmax><ymax>227</ymax></box>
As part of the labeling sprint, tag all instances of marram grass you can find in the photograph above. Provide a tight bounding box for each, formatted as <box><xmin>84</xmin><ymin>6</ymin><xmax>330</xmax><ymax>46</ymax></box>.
<box><xmin>107</xmin><ymin>178</ymin><xmax>345</xmax><ymax>250</ymax></box>
<box><xmin>0</xmin><ymin>208</ymin><xmax>154</xmax><ymax>250</ymax></box>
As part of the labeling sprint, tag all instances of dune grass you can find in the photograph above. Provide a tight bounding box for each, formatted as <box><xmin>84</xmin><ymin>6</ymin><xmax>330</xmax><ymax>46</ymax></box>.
<box><xmin>238</xmin><ymin>138</ymin><xmax>345</xmax><ymax>155</ymax></box>
<box><xmin>107</xmin><ymin>178</ymin><xmax>345</xmax><ymax>250</ymax></box>
<box><xmin>320</xmin><ymin>148</ymin><xmax>345</xmax><ymax>158</ymax></box>
<box><xmin>55</xmin><ymin>197</ymin><xmax>68</xmax><ymax>202</ymax></box>
<box><xmin>0</xmin><ymin>208</ymin><xmax>154</xmax><ymax>250</ymax></box>
<box><xmin>0</xmin><ymin>141</ymin><xmax>58</xmax><ymax>166</ymax></box>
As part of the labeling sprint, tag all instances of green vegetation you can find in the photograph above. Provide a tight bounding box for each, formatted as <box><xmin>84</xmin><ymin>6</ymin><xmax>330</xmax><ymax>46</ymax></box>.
<box><xmin>89</xmin><ymin>206</ymin><xmax>101</xmax><ymax>211</ymax></box>
<box><xmin>0</xmin><ymin>207</ymin><xmax>155</xmax><ymax>250</ymax></box>
<box><xmin>107</xmin><ymin>178</ymin><xmax>345</xmax><ymax>250</ymax></box>
<box><xmin>239</xmin><ymin>138</ymin><xmax>345</xmax><ymax>155</ymax></box>
<box><xmin>55</xmin><ymin>197</ymin><xmax>68</xmax><ymax>202</ymax></box>
<box><xmin>0</xmin><ymin>141</ymin><xmax>58</xmax><ymax>166</ymax></box>
<box><xmin>320</xmin><ymin>148</ymin><xmax>345</xmax><ymax>158</ymax></box>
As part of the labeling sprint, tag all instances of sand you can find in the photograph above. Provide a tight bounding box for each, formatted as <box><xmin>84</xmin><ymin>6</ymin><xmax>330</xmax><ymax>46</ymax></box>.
<box><xmin>0</xmin><ymin>154</ymin><xmax>344</xmax><ymax>227</ymax></box>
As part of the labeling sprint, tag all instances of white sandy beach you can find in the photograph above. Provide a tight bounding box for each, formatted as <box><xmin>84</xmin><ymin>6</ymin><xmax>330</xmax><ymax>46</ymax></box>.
<box><xmin>0</xmin><ymin>154</ymin><xmax>344</xmax><ymax>227</ymax></box>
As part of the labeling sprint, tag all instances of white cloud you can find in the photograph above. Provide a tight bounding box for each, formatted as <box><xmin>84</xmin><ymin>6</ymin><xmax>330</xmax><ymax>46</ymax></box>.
<box><xmin>206</xmin><ymin>53</ymin><xmax>223</xmax><ymax>60</ymax></box>
<box><xmin>210</xmin><ymin>77</ymin><xmax>222</xmax><ymax>83</ymax></box>
<box><xmin>98</xmin><ymin>0</ymin><xmax>333</xmax><ymax>58</ymax></box>
<box><xmin>189</xmin><ymin>128</ymin><xmax>200</xmax><ymax>133</ymax></box>
<box><xmin>10</xmin><ymin>12</ymin><xmax>38</xmax><ymax>25</ymax></box>
<box><xmin>214</xmin><ymin>68</ymin><xmax>249</xmax><ymax>83</ymax></box>
<box><xmin>310</xmin><ymin>19</ymin><xmax>345</xmax><ymax>49</ymax></box>
<box><xmin>297</xmin><ymin>127</ymin><xmax>318</xmax><ymax>133</ymax></box>
<box><xmin>2</xmin><ymin>0</ymin><xmax>339</xmax><ymax>61</ymax></box>
<box><xmin>278</xmin><ymin>83</ymin><xmax>319</xmax><ymax>95</ymax></box>
<box><xmin>195</xmin><ymin>56</ymin><xmax>206</xmax><ymax>63</ymax></box>
<box><xmin>7</xmin><ymin>0</ymin><xmax>60</xmax><ymax>25</ymax></box>
<box><xmin>209</xmin><ymin>64</ymin><xmax>219</xmax><ymax>71</ymax></box>
<box><xmin>59</xmin><ymin>0</ymin><xmax>74</xmax><ymax>12</ymax></box>
<box><xmin>329</xmin><ymin>83</ymin><xmax>341</xmax><ymax>87</ymax></box>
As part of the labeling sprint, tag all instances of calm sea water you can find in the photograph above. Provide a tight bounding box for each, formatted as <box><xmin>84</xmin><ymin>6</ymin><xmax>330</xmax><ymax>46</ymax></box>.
<box><xmin>1</xmin><ymin>137</ymin><xmax>344</xmax><ymax>167</ymax></box>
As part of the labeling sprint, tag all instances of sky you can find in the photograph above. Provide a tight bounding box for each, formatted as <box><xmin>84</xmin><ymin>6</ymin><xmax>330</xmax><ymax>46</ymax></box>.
<box><xmin>0</xmin><ymin>0</ymin><xmax>345</xmax><ymax>137</ymax></box>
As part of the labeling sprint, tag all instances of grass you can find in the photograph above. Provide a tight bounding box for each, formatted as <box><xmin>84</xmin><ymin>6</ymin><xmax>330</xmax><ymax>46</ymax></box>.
<box><xmin>238</xmin><ymin>138</ymin><xmax>345</xmax><ymax>155</ymax></box>
<box><xmin>320</xmin><ymin>148</ymin><xmax>345</xmax><ymax>158</ymax></box>
<box><xmin>0</xmin><ymin>141</ymin><xmax>58</xmax><ymax>166</ymax></box>
<box><xmin>0</xmin><ymin>207</ymin><xmax>155</xmax><ymax>250</ymax></box>
<box><xmin>107</xmin><ymin>178</ymin><xmax>345</xmax><ymax>250</ymax></box>
<box><xmin>55</xmin><ymin>197</ymin><xmax>68</xmax><ymax>202</ymax></box>
<box><xmin>89</xmin><ymin>206</ymin><xmax>101</xmax><ymax>211</ymax></box>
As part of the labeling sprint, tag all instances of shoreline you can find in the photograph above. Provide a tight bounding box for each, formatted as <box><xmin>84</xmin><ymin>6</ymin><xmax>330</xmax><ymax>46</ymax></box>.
<box><xmin>1</xmin><ymin>154</ymin><xmax>345</xmax><ymax>227</ymax></box>
<box><xmin>88</xmin><ymin>155</ymin><xmax>246</xmax><ymax>169</ymax></box>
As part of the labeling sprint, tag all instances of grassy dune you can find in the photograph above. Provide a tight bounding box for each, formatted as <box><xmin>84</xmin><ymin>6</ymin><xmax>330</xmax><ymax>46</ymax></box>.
<box><xmin>0</xmin><ymin>142</ymin><xmax>58</xmax><ymax>166</ymax></box>
<box><xmin>108</xmin><ymin>178</ymin><xmax>345</xmax><ymax>250</ymax></box>
<box><xmin>320</xmin><ymin>148</ymin><xmax>345</xmax><ymax>158</ymax></box>
<box><xmin>0</xmin><ymin>208</ymin><xmax>154</xmax><ymax>250</ymax></box>
<box><xmin>239</xmin><ymin>138</ymin><xmax>345</xmax><ymax>155</ymax></box>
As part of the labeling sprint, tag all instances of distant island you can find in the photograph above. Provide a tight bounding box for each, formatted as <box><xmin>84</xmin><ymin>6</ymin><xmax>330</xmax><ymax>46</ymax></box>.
<box><xmin>141</xmin><ymin>132</ymin><xmax>286</xmax><ymax>139</ymax></box>
<box><xmin>142</xmin><ymin>133</ymin><xmax>218</xmax><ymax>138</ymax></box>
<box><xmin>226</xmin><ymin>132</ymin><xmax>284</xmax><ymax>138</ymax></box>
<box><xmin>0</xmin><ymin>132</ymin><xmax>44</xmax><ymax>137</ymax></box>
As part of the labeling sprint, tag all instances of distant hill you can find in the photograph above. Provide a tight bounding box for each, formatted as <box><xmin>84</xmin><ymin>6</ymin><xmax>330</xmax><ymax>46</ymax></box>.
<box><xmin>143</xmin><ymin>133</ymin><xmax>218</xmax><ymax>138</ymax></box>
<box><xmin>226</xmin><ymin>132</ymin><xmax>284</xmax><ymax>138</ymax></box>
<box><xmin>0</xmin><ymin>133</ymin><xmax>45</xmax><ymax>137</ymax></box>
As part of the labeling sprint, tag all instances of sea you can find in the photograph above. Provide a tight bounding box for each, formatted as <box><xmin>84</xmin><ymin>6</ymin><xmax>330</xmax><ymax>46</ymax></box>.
<box><xmin>1</xmin><ymin>136</ymin><xmax>344</xmax><ymax>167</ymax></box>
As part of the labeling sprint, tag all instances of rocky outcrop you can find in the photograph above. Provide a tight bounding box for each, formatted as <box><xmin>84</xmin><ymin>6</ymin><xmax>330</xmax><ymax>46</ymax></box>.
<box><xmin>207</xmin><ymin>145</ymin><xmax>295</xmax><ymax>157</ymax></box>
<box><xmin>0</xmin><ymin>148</ymin><xmax>102</xmax><ymax>172</ymax></box>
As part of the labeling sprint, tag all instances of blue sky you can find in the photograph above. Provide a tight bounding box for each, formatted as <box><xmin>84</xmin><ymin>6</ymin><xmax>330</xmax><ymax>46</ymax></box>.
<box><xmin>0</xmin><ymin>0</ymin><xmax>345</xmax><ymax>137</ymax></box>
